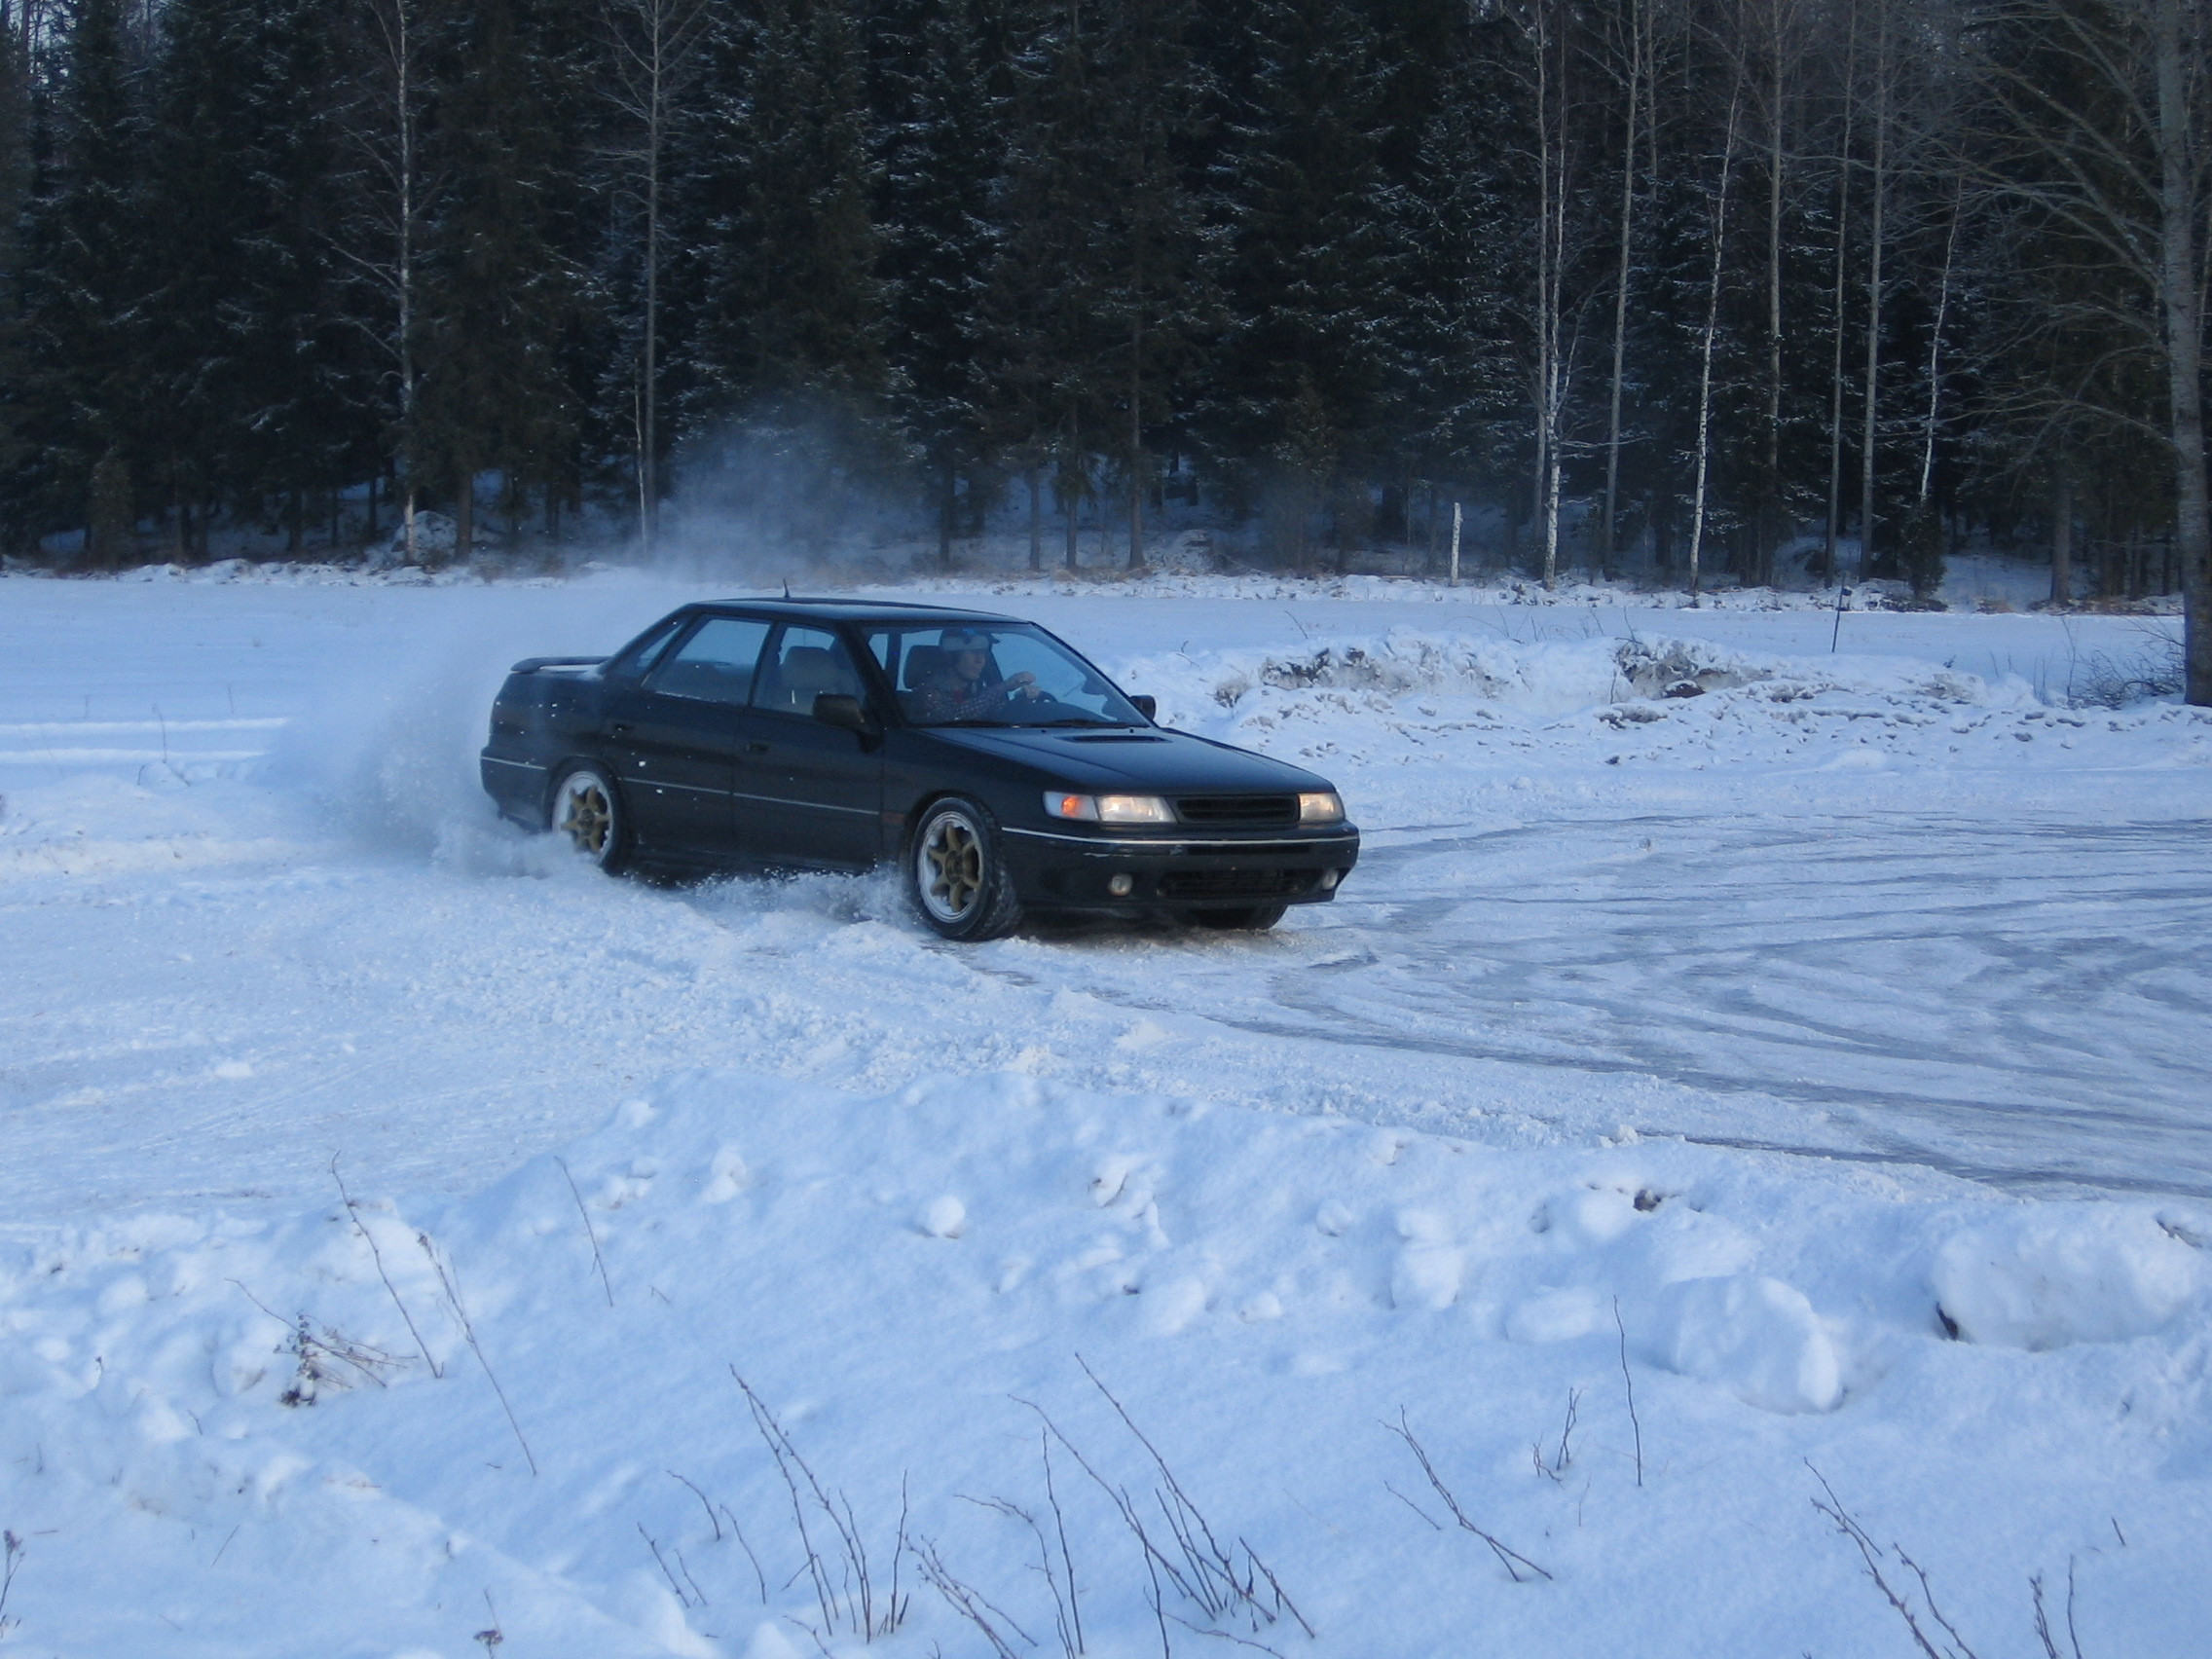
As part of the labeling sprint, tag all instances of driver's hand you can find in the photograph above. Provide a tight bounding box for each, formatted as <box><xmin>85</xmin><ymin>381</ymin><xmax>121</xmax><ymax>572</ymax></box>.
<box><xmin>1009</xmin><ymin>671</ymin><xmax>1040</xmax><ymax>697</ymax></box>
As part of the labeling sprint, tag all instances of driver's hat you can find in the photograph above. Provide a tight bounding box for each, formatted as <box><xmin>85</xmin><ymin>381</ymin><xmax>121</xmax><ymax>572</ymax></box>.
<box><xmin>940</xmin><ymin>627</ymin><xmax>992</xmax><ymax>651</ymax></box>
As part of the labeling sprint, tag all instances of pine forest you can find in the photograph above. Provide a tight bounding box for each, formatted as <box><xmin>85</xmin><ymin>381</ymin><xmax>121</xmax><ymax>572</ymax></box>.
<box><xmin>0</xmin><ymin>0</ymin><xmax>2205</xmax><ymax>694</ymax></box>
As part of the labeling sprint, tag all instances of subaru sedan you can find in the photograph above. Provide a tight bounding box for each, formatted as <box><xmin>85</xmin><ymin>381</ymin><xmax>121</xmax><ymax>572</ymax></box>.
<box><xmin>479</xmin><ymin>599</ymin><xmax>1359</xmax><ymax>940</ymax></box>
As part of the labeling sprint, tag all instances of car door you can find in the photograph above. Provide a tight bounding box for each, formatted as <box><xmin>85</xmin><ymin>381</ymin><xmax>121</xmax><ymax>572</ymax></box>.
<box><xmin>600</xmin><ymin>614</ymin><xmax>772</xmax><ymax>855</ymax></box>
<box><xmin>738</xmin><ymin>623</ymin><xmax>884</xmax><ymax>867</ymax></box>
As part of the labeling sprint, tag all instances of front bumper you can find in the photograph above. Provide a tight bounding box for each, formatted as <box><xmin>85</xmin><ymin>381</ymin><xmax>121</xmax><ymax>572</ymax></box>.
<box><xmin>1000</xmin><ymin>823</ymin><xmax>1361</xmax><ymax>910</ymax></box>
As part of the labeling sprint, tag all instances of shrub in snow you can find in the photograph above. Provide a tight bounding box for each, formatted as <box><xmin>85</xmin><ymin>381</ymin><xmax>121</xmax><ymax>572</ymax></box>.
<box><xmin>1615</xmin><ymin>638</ymin><xmax>1763</xmax><ymax>699</ymax></box>
<box><xmin>1932</xmin><ymin>1208</ymin><xmax>2206</xmax><ymax>1349</ymax></box>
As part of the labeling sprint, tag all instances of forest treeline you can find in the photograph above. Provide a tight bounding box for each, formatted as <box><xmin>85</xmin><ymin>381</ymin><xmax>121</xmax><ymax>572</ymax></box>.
<box><xmin>0</xmin><ymin>0</ymin><xmax>2204</xmax><ymax>658</ymax></box>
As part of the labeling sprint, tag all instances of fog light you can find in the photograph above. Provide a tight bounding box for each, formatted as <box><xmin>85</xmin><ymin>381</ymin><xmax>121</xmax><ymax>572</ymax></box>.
<box><xmin>1320</xmin><ymin>868</ymin><xmax>1341</xmax><ymax>890</ymax></box>
<box><xmin>1108</xmin><ymin>872</ymin><xmax>1135</xmax><ymax>897</ymax></box>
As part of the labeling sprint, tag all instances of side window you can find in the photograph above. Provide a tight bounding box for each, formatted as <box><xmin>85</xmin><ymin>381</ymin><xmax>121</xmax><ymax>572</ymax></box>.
<box><xmin>645</xmin><ymin>616</ymin><xmax>772</xmax><ymax>705</ymax></box>
<box><xmin>752</xmin><ymin>625</ymin><xmax>866</xmax><ymax>717</ymax></box>
<box><xmin>608</xmin><ymin>616</ymin><xmax>685</xmax><ymax>680</ymax></box>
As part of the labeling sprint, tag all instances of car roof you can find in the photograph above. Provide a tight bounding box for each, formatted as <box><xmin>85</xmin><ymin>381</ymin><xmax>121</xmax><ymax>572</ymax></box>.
<box><xmin>696</xmin><ymin>597</ymin><xmax>1023</xmax><ymax>626</ymax></box>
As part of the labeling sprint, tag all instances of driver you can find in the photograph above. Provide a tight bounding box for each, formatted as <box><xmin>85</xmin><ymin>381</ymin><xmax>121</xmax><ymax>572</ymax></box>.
<box><xmin>915</xmin><ymin>628</ymin><xmax>1044</xmax><ymax>721</ymax></box>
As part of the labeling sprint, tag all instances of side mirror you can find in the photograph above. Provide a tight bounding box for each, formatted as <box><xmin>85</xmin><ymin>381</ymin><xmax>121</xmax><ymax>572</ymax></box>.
<box><xmin>813</xmin><ymin>692</ymin><xmax>876</xmax><ymax>735</ymax></box>
<box><xmin>1129</xmin><ymin>694</ymin><xmax>1157</xmax><ymax>721</ymax></box>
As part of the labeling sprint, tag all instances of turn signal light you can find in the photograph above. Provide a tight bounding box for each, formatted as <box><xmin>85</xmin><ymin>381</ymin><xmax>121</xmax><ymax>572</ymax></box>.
<box><xmin>1044</xmin><ymin>792</ymin><xmax>1175</xmax><ymax>824</ymax></box>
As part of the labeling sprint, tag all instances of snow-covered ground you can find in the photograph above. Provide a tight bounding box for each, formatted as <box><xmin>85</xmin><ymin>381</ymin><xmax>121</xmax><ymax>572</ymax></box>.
<box><xmin>1</xmin><ymin>568</ymin><xmax>2207</xmax><ymax>1657</ymax></box>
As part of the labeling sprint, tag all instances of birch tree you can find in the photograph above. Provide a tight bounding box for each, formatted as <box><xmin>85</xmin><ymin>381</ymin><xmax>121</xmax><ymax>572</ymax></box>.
<box><xmin>1686</xmin><ymin>68</ymin><xmax>1746</xmax><ymax>597</ymax></box>
<box><xmin>604</xmin><ymin>0</ymin><xmax>709</xmax><ymax>554</ymax></box>
<box><xmin>1972</xmin><ymin>0</ymin><xmax>2210</xmax><ymax>699</ymax></box>
<box><xmin>337</xmin><ymin>0</ymin><xmax>427</xmax><ymax>561</ymax></box>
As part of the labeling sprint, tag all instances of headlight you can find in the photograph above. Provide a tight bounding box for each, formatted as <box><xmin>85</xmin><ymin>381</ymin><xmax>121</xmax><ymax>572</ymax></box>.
<box><xmin>1299</xmin><ymin>791</ymin><xmax>1346</xmax><ymax>824</ymax></box>
<box><xmin>1044</xmin><ymin>792</ymin><xmax>1176</xmax><ymax>825</ymax></box>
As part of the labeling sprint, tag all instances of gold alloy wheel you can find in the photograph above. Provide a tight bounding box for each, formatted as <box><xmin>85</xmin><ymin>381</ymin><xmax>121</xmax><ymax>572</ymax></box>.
<box><xmin>558</xmin><ymin>775</ymin><xmax>613</xmax><ymax>858</ymax></box>
<box><xmin>919</xmin><ymin>810</ymin><xmax>984</xmax><ymax>922</ymax></box>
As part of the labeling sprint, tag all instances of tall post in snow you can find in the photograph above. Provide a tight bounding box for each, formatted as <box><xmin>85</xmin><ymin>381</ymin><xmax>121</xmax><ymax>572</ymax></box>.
<box><xmin>1450</xmin><ymin>500</ymin><xmax>1462</xmax><ymax>586</ymax></box>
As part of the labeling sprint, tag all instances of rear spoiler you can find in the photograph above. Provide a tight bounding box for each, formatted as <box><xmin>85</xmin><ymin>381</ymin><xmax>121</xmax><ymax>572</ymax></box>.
<box><xmin>508</xmin><ymin>655</ymin><xmax>608</xmax><ymax>674</ymax></box>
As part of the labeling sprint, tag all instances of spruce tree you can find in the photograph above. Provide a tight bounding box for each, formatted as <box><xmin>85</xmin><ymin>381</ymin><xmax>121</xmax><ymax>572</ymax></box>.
<box><xmin>1088</xmin><ymin>0</ymin><xmax>1209</xmax><ymax>568</ymax></box>
<box><xmin>670</xmin><ymin>0</ymin><xmax>888</xmax><ymax>550</ymax></box>
<box><xmin>417</xmin><ymin>0</ymin><xmax>589</xmax><ymax>557</ymax></box>
<box><xmin>4</xmin><ymin>0</ymin><xmax>147</xmax><ymax>564</ymax></box>
<box><xmin>144</xmin><ymin>0</ymin><xmax>360</xmax><ymax>557</ymax></box>
<box><xmin>873</xmin><ymin>0</ymin><xmax>1005</xmax><ymax>563</ymax></box>
<box><xmin>986</xmin><ymin>0</ymin><xmax>1114</xmax><ymax>568</ymax></box>
<box><xmin>1204</xmin><ymin>0</ymin><xmax>1396</xmax><ymax>566</ymax></box>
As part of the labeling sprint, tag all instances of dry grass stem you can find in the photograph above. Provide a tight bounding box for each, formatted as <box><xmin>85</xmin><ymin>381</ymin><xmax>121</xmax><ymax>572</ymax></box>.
<box><xmin>1613</xmin><ymin>1297</ymin><xmax>1643</xmax><ymax>1487</ymax></box>
<box><xmin>1384</xmin><ymin>1412</ymin><xmax>1552</xmax><ymax>1584</ymax></box>
<box><xmin>731</xmin><ymin>1369</ymin><xmax>909</xmax><ymax>1641</ymax></box>
<box><xmin>555</xmin><ymin>1155</ymin><xmax>614</xmax><ymax>1307</ymax></box>
<box><xmin>419</xmin><ymin>1234</ymin><xmax>536</xmax><ymax>1475</ymax></box>
<box><xmin>330</xmin><ymin>1155</ymin><xmax>441</xmax><ymax>1377</ymax></box>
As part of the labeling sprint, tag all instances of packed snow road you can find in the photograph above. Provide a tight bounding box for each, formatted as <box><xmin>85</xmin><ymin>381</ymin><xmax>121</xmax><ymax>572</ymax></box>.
<box><xmin>2</xmin><ymin>569</ymin><xmax>2209</xmax><ymax>1235</ymax></box>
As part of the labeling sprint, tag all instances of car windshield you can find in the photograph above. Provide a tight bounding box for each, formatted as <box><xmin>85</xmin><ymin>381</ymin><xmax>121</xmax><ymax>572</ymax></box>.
<box><xmin>865</xmin><ymin>623</ymin><xmax>1146</xmax><ymax>728</ymax></box>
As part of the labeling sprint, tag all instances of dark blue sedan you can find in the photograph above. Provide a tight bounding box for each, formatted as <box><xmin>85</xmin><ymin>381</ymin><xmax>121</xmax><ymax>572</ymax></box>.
<box><xmin>480</xmin><ymin>598</ymin><xmax>1359</xmax><ymax>939</ymax></box>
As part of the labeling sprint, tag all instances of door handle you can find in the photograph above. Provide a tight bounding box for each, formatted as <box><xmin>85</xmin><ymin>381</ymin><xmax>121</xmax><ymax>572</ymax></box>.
<box><xmin>609</xmin><ymin>721</ymin><xmax>633</xmax><ymax>735</ymax></box>
<box><xmin>745</xmin><ymin>740</ymin><xmax>769</xmax><ymax>755</ymax></box>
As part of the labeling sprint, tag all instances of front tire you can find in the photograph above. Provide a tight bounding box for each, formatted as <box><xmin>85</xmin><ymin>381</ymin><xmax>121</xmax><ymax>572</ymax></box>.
<box><xmin>1186</xmin><ymin>903</ymin><xmax>1287</xmax><ymax>932</ymax></box>
<box><xmin>908</xmin><ymin>796</ymin><xmax>1022</xmax><ymax>940</ymax></box>
<box><xmin>550</xmin><ymin>765</ymin><xmax>630</xmax><ymax>873</ymax></box>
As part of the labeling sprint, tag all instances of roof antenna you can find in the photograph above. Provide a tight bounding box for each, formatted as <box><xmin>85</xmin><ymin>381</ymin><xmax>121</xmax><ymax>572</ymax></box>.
<box><xmin>783</xmin><ymin>575</ymin><xmax>791</xmax><ymax>598</ymax></box>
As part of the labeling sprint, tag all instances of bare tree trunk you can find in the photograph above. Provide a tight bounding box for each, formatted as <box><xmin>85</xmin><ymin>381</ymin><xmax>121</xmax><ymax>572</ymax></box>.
<box><xmin>1027</xmin><ymin>467</ymin><xmax>1042</xmax><ymax>571</ymax></box>
<box><xmin>939</xmin><ymin>461</ymin><xmax>955</xmax><ymax>569</ymax></box>
<box><xmin>391</xmin><ymin>0</ymin><xmax>419</xmax><ymax>565</ymax></box>
<box><xmin>454</xmin><ymin>462</ymin><xmax>473</xmax><ymax>565</ymax></box>
<box><xmin>2050</xmin><ymin>470</ymin><xmax>2073</xmax><ymax>606</ymax></box>
<box><xmin>1062</xmin><ymin>413</ymin><xmax>1081</xmax><ymax>571</ymax></box>
<box><xmin>1857</xmin><ymin>0</ymin><xmax>1889</xmax><ymax>579</ymax></box>
<box><xmin>1917</xmin><ymin>180</ymin><xmax>1960</xmax><ymax>507</ymax></box>
<box><xmin>643</xmin><ymin>83</ymin><xmax>660</xmax><ymax>553</ymax></box>
<box><xmin>1602</xmin><ymin>0</ymin><xmax>1642</xmax><ymax>571</ymax></box>
<box><xmin>1128</xmin><ymin>317</ymin><xmax>1144</xmax><ymax>570</ymax></box>
<box><xmin>1529</xmin><ymin>0</ymin><xmax>1568</xmax><ymax>590</ymax></box>
<box><xmin>2152</xmin><ymin>0</ymin><xmax>2209</xmax><ymax>700</ymax></box>
<box><xmin>1687</xmin><ymin>87</ymin><xmax>1745</xmax><ymax>600</ymax></box>
<box><xmin>1761</xmin><ymin>0</ymin><xmax>1792</xmax><ymax>586</ymax></box>
<box><xmin>607</xmin><ymin>0</ymin><xmax>707</xmax><ymax>557</ymax></box>
<box><xmin>1824</xmin><ymin>0</ymin><xmax>1857</xmax><ymax>580</ymax></box>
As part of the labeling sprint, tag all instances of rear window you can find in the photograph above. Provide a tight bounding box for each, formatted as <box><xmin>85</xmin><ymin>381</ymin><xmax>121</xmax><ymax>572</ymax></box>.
<box><xmin>645</xmin><ymin>616</ymin><xmax>772</xmax><ymax>705</ymax></box>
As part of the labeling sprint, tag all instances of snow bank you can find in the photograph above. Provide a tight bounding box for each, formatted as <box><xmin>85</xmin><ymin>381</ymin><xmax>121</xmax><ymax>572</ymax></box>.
<box><xmin>1934</xmin><ymin>1208</ymin><xmax>2207</xmax><ymax>1349</ymax></box>
<box><xmin>3</xmin><ymin>1071</ymin><xmax>2207</xmax><ymax>1655</ymax></box>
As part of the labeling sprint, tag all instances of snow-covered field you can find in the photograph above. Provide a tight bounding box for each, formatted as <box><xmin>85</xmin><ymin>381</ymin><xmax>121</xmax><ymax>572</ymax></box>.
<box><xmin>1</xmin><ymin>567</ymin><xmax>2208</xmax><ymax>1657</ymax></box>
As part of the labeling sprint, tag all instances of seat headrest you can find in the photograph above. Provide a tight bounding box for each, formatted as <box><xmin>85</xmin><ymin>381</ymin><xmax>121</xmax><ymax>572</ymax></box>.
<box><xmin>903</xmin><ymin>645</ymin><xmax>948</xmax><ymax>689</ymax></box>
<box><xmin>778</xmin><ymin>647</ymin><xmax>844</xmax><ymax>694</ymax></box>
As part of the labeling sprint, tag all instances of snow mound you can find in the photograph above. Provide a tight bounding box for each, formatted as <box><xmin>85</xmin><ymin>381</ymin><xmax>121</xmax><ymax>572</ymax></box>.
<box><xmin>1643</xmin><ymin>1274</ymin><xmax>1843</xmax><ymax>1413</ymax></box>
<box><xmin>1933</xmin><ymin>1207</ymin><xmax>2207</xmax><ymax>1350</ymax></box>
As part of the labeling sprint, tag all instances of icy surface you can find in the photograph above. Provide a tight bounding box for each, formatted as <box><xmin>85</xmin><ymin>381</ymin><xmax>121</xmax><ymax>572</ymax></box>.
<box><xmin>2</xmin><ymin>577</ymin><xmax>2207</xmax><ymax>1225</ymax></box>
<box><xmin>1</xmin><ymin>571</ymin><xmax>2208</xmax><ymax>1655</ymax></box>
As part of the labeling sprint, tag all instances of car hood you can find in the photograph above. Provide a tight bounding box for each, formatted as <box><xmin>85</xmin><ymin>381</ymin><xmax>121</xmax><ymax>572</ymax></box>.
<box><xmin>922</xmin><ymin>725</ymin><xmax>1337</xmax><ymax>793</ymax></box>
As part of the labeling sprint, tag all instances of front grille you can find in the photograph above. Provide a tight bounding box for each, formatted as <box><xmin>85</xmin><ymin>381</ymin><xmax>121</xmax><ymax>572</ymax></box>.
<box><xmin>1157</xmin><ymin>868</ymin><xmax>1317</xmax><ymax>900</ymax></box>
<box><xmin>1175</xmin><ymin>794</ymin><xmax>1298</xmax><ymax>826</ymax></box>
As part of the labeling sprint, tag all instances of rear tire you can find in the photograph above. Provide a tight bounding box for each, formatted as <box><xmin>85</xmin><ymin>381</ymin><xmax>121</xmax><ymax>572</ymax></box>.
<box><xmin>908</xmin><ymin>796</ymin><xmax>1023</xmax><ymax>940</ymax></box>
<box><xmin>1186</xmin><ymin>903</ymin><xmax>1287</xmax><ymax>932</ymax></box>
<box><xmin>550</xmin><ymin>764</ymin><xmax>630</xmax><ymax>874</ymax></box>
